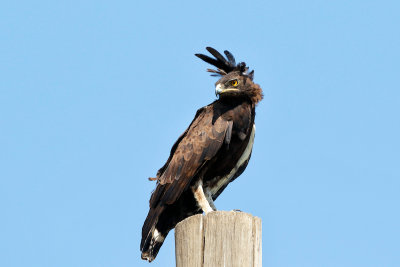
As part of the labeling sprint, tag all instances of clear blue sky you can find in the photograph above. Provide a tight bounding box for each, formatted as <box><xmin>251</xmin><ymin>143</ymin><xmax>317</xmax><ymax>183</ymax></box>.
<box><xmin>1</xmin><ymin>1</ymin><xmax>399</xmax><ymax>266</ymax></box>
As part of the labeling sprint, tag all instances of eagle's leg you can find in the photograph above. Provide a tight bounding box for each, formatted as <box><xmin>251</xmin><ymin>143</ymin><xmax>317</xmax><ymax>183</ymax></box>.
<box><xmin>192</xmin><ymin>180</ymin><xmax>216</xmax><ymax>214</ymax></box>
<box><xmin>205</xmin><ymin>187</ymin><xmax>217</xmax><ymax>211</ymax></box>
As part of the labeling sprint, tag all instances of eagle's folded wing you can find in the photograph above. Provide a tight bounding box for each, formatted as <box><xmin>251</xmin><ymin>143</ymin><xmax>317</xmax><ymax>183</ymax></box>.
<box><xmin>149</xmin><ymin>106</ymin><xmax>232</xmax><ymax>208</ymax></box>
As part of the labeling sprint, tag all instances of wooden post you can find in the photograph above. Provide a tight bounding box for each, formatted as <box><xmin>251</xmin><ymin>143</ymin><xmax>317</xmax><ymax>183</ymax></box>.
<box><xmin>175</xmin><ymin>211</ymin><xmax>262</xmax><ymax>267</ymax></box>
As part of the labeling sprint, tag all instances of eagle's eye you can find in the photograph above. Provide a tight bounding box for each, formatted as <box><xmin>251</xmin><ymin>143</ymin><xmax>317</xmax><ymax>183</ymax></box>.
<box><xmin>230</xmin><ymin>80</ymin><xmax>238</xmax><ymax>87</ymax></box>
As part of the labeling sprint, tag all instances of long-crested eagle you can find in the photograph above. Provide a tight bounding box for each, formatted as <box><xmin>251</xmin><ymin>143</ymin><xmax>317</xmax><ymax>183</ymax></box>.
<box><xmin>141</xmin><ymin>47</ymin><xmax>263</xmax><ymax>262</ymax></box>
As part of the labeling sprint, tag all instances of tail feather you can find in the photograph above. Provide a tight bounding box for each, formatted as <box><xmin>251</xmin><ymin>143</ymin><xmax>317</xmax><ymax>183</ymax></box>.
<box><xmin>141</xmin><ymin>228</ymin><xmax>166</xmax><ymax>262</ymax></box>
<box><xmin>141</xmin><ymin>186</ymin><xmax>202</xmax><ymax>262</ymax></box>
<box><xmin>140</xmin><ymin>206</ymin><xmax>167</xmax><ymax>262</ymax></box>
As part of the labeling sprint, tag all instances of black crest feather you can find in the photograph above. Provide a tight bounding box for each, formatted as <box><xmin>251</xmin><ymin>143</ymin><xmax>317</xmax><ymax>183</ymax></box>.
<box><xmin>195</xmin><ymin>47</ymin><xmax>254</xmax><ymax>80</ymax></box>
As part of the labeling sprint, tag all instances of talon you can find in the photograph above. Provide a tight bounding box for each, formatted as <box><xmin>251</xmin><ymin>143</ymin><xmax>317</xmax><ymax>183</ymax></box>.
<box><xmin>232</xmin><ymin>209</ymin><xmax>242</xmax><ymax>212</ymax></box>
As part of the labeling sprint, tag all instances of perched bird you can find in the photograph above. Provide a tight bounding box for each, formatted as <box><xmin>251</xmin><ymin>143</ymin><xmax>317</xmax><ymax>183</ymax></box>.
<box><xmin>140</xmin><ymin>47</ymin><xmax>263</xmax><ymax>262</ymax></box>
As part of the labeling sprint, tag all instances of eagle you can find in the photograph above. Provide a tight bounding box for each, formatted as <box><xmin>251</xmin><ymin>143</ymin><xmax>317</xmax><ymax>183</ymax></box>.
<box><xmin>140</xmin><ymin>47</ymin><xmax>263</xmax><ymax>262</ymax></box>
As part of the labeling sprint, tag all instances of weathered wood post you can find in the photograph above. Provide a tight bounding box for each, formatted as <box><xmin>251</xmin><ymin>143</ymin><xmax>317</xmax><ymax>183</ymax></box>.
<box><xmin>175</xmin><ymin>211</ymin><xmax>262</xmax><ymax>267</ymax></box>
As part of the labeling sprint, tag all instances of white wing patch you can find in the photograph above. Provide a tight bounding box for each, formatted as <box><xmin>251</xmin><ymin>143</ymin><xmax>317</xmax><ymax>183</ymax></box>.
<box><xmin>153</xmin><ymin>229</ymin><xmax>165</xmax><ymax>243</ymax></box>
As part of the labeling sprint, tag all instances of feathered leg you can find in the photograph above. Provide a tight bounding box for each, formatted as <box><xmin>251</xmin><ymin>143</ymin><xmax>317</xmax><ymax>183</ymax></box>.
<box><xmin>191</xmin><ymin>180</ymin><xmax>216</xmax><ymax>213</ymax></box>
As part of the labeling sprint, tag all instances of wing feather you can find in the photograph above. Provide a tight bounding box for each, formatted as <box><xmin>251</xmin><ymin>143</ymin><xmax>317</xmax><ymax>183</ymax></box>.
<box><xmin>149</xmin><ymin>105</ymin><xmax>230</xmax><ymax>207</ymax></box>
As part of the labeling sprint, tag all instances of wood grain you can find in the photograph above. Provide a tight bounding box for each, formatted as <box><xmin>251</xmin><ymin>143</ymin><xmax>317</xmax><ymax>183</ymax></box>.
<box><xmin>175</xmin><ymin>211</ymin><xmax>262</xmax><ymax>267</ymax></box>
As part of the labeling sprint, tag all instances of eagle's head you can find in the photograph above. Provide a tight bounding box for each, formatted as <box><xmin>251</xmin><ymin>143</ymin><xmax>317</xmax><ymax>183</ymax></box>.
<box><xmin>195</xmin><ymin>47</ymin><xmax>263</xmax><ymax>104</ymax></box>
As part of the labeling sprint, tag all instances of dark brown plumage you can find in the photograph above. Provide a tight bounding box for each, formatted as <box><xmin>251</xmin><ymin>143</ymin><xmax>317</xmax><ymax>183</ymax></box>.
<box><xmin>140</xmin><ymin>47</ymin><xmax>263</xmax><ymax>262</ymax></box>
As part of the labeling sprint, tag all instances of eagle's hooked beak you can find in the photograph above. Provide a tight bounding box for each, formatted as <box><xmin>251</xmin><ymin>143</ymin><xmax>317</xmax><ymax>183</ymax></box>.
<box><xmin>215</xmin><ymin>83</ymin><xmax>223</xmax><ymax>96</ymax></box>
<box><xmin>215</xmin><ymin>83</ymin><xmax>240</xmax><ymax>97</ymax></box>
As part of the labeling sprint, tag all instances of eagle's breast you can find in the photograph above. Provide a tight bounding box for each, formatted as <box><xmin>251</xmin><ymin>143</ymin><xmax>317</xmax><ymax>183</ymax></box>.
<box><xmin>207</xmin><ymin>123</ymin><xmax>256</xmax><ymax>197</ymax></box>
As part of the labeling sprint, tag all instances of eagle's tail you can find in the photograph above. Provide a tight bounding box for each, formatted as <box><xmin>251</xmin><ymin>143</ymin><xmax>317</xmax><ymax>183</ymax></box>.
<box><xmin>141</xmin><ymin>186</ymin><xmax>202</xmax><ymax>262</ymax></box>
<box><xmin>140</xmin><ymin>206</ymin><xmax>168</xmax><ymax>262</ymax></box>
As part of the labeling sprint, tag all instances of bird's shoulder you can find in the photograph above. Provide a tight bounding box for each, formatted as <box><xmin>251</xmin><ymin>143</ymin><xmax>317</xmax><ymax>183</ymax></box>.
<box><xmin>155</xmin><ymin>102</ymin><xmax>230</xmax><ymax>184</ymax></box>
